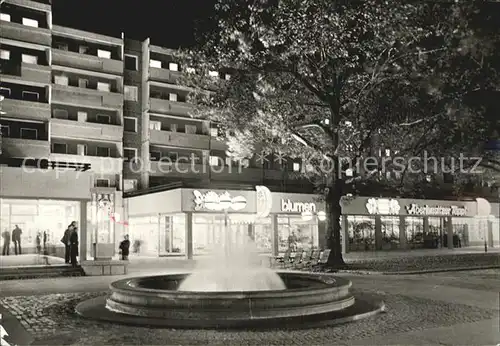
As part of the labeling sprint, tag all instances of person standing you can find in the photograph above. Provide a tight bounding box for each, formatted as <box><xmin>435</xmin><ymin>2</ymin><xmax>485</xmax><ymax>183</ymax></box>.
<box><xmin>43</xmin><ymin>231</ymin><xmax>47</xmax><ymax>254</ymax></box>
<box><xmin>36</xmin><ymin>232</ymin><xmax>42</xmax><ymax>255</ymax></box>
<box><xmin>2</xmin><ymin>229</ymin><xmax>10</xmax><ymax>255</ymax></box>
<box><xmin>69</xmin><ymin>221</ymin><xmax>79</xmax><ymax>267</ymax></box>
<box><xmin>119</xmin><ymin>234</ymin><xmax>130</xmax><ymax>260</ymax></box>
<box><xmin>61</xmin><ymin>224</ymin><xmax>72</xmax><ymax>263</ymax></box>
<box><xmin>12</xmin><ymin>225</ymin><xmax>22</xmax><ymax>255</ymax></box>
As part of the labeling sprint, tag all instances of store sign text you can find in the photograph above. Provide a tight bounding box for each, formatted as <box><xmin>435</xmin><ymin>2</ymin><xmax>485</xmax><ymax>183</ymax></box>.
<box><xmin>193</xmin><ymin>190</ymin><xmax>247</xmax><ymax>211</ymax></box>
<box><xmin>405</xmin><ymin>204</ymin><xmax>467</xmax><ymax>216</ymax></box>
<box><xmin>366</xmin><ymin>198</ymin><xmax>401</xmax><ymax>215</ymax></box>
<box><xmin>281</xmin><ymin>199</ymin><xmax>317</xmax><ymax>213</ymax></box>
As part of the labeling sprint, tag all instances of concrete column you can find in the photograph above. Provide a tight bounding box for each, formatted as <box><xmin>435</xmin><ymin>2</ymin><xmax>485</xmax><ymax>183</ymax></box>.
<box><xmin>399</xmin><ymin>216</ymin><xmax>407</xmax><ymax>249</ymax></box>
<box><xmin>341</xmin><ymin>215</ymin><xmax>348</xmax><ymax>253</ymax></box>
<box><xmin>375</xmin><ymin>216</ymin><xmax>382</xmax><ymax>250</ymax></box>
<box><xmin>185</xmin><ymin>212</ymin><xmax>193</xmax><ymax>259</ymax></box>
<box><xmin>271</xmin><ymin>214</ymin><xmax>279</xmax><ymax>256</ymax></box>
<box><xmin>79</xmin><ymin>201</ymin><xmax>87</xmax><ymax>262</ymax></box>
<box><xmin>446</xmin><ymin>216</ymin><xmax>454</xmax><ymax>249</ymax></box>
<box><xmin>247</xmin><ymin>223</ymin><xmax>255</xmax><ymax>241</ymax></box>
<box><xmin>487</xmin><ymin>220</ymin><xmax>494</xmax><ymax>247</ymax></box>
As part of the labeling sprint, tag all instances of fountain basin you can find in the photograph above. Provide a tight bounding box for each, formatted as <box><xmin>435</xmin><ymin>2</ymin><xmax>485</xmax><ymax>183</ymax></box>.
<box><xmin>106</xmin><ymin>272</ymin><xmax>354</xmax><ymax>321</ymax></box>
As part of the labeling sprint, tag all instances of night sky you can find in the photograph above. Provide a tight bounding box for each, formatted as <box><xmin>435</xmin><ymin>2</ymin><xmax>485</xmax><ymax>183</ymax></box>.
<box><xmin>52</xmin><ymin>0</ymin><xmax>218</xmax><ymax>49</ymax></box>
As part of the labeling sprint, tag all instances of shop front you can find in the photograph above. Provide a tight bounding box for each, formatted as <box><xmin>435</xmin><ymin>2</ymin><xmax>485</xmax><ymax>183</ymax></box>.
<box><xmin>341</xmin><ymin>196</ymin><xmax>500</xmax><ymax>252</ymax></box>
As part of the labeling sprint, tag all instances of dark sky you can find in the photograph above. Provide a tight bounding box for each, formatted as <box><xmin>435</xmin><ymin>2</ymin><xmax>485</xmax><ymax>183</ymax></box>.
<box><xmin>52</xmin><ymin>0</ymin><xmax>218</xmax><ymax>49</ymax></box>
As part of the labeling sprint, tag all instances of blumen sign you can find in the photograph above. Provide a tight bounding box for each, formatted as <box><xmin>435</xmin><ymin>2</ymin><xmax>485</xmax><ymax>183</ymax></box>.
<box><xmin>281</xmin><ymin>199</ymin><xmax>317</xmax><ymax>213</ymax></box>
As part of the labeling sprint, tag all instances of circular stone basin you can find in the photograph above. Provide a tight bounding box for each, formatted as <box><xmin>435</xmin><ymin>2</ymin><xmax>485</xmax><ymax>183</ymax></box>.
<box><xmin>76</xmin><ymin>272</ymin><xmax>384</xmax><ymax>329</ymax></box>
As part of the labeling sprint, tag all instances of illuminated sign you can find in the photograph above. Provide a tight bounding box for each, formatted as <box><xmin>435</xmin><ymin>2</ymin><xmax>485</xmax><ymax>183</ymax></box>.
<box><xmin>256</xmin><ymin>185</ymin><xmax>272</xmax><ymax>218</ymax></box>
<box><xmin>366</xmin><ymin>198</ymin><xmax>401</xmax><ymax>215</ymax></box>
<box><xmin>406</xmin><ymin>204</ymin><xmax>466</xmax><ymax>216</ymax></box>
<box><xmin>281</xmin><ymin>199</ymin><xmax>317</xmax><ymax>213</ymax></box>
<box><xmin>193</xmin><ymin>190</ymin><xmax>247</xmax><ymax>211</ymax></box>
<box><xmin>97</xmin><ymin>196</ymin><xmax>128</xmax><ymax>226</ymax></box>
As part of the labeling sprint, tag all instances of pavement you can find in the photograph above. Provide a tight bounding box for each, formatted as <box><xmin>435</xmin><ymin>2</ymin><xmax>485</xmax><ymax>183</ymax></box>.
<box><xmin>0</xmin><ymin>263</ymin><xmax>499</xmax><ymax>345</ymax></box>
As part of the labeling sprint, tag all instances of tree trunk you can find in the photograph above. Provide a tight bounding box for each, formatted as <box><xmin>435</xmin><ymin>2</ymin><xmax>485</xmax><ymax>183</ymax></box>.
<box><xmin>325</xmin><ymin>175</ymin><xmax>346</xmax><ymax>267</ymax></box>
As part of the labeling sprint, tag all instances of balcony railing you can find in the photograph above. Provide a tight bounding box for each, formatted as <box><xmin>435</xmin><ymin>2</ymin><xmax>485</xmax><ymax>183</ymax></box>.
<box><xmin>149</xmin><ymin>129</ymin><xmax>209</xmax><ymax>149</ymax></box>
<box><xmin>1</xmin><ymin>137</ymin><xmax>50</xmax><ymax>158</ymax></box>
<box><xmin>0</xmin><ymin>98</ymin><xmax>50</xmax><ymax>121</ymax></box>
<box><xmin>50</xmin><ymin>118</ymin><xmax>123</xmax><ymax>142</ymax></box>
<box><xmin>0</xmin><ymin>20</ymin><xmax>51</xmax><ymax>46</ymax></box>
<box><xmin>149</xmin><ymin>67</ymin><xmax>180</xmax><ymax>84</ymax></box>
<box><xmin>149</xmin><ymin>98</ymin><xmax>191</xmax><ymax>116</ymax></box>
<box><xmin>52</xmin><ymin>49</ymin><xmax>124</xmax><ymax>75</ymax></box>
<box><xmin>0</xmin><ymin>62</ymin><xmax>51</xmax><ymax>85</ymax></box>
<box><xmin>51</xmin><ymin>84</ymin><xmax>124</xmax><ymax>110</ymax></box>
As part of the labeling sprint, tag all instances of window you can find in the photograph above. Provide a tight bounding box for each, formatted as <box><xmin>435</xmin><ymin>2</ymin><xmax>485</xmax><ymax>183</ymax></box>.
<box><xmin>0</xmin><ymin>87</ymin><xmax>10</xmax><ymax>97</ymax></box>
<box><xmin>53</xmin><ymin>143</ymin><xmax>67</xmax><ymax>154</ymax></box>
<box><xmin>79</xmin><ymin>46</ymin><xmax>88</xmax><ymax>54</ymax></box>
<box><xmin>97</xmin><ymin>49</ymin><xmax>111</xmax><ymax>59</ymax></box>
<box><xmin>78</xmin><ymin>79</ymin><xmax>88</xmax><ymax>88</ymax></box>
<box><xmin>209</xmin><ymin>156</ymin><xmax>220</xmax><ymax>166</ymax></box>
<box><xmin>125</xmin><ymin>55</ymin><xmax>138</xmax><ymax>70</ymax></box>
<box><xmin>97</xmin><ymin>114</ymin><xmax>110</xmax><ymax>124</ymax></box>
<box><xmin>168</xmin><ymin>93</ymin><xmax>177</xmax><ymax>102</ymax></box>
<box><xmin>57</xmin><ymin>43</ymin><xmax>68</xmax><ymax>51</ymax></box>
<box><xmin>208</xmin><ymin>71</ymin><xmax>219</xmax><ymax>78</ymax></box>
<box><xmin>150</xmin><ymin>151</ymin><xmax>161</xmax><ymax>161</ymax></box>
<box><xmin>149</xmin><ymin>121</ymin><xmax>161</xmax><ymax>131</ymax></box>
<box><xmin>293</xmin><ymin>162</ymin><xmax>300</xmax><ymax>172</ymax></box>
<box><xmin>77</xmin><ymin>144</ymin><xmax>87</xmax><ymax>155</ymax></box>
<box><xmin>124</xmin><ymin>117</ymin><xmax>137</xmax><ymax>132</ymax></box>
<box><xmin>168</xmin><ymin>62</ymin><xmax>178</xmax><ymax>71</ymax></box>
<box><xmin>124</xmin><ymin>85</ymin><xmax>138</xmax><ymax>101</ymax></box>
<box><xmin>149</xmin><ymin>59</ymin><xmax>162</xmax><ymax>68</ymax></box>
<box><xmin>225</xmin><ymin>73</ymin><xmax>231</xmax><ymax>80</ymax></box>
<box><xmin>170</xmin><ymin>123</ymin><xmax>177</xmax><ymax>132</ymax></box>
<box><xmin>53</xmin><ymin>109</ymin><xmax>68</xmax><ymax>119</ymax></box>
<box><xmin>0</xmin><ymin>125</ymin><xmax>10</xmax><ymax>137</ymax></box>
<box><xmin>20</xmin><ymin>128</ymin><xmax>38</xmax><ymax>140</ymax></box>
<box><xmin>54</xmin><ymin>75</ymin><xmax>68</xmax><ymax>85</ymax></box>
<box><xmin>95</xmin><ymin>179</ymin><xmax>109</xmax><ymax>188</ymax></box>
<box><xmin>123</xmin><ymin>179</ymin><xmax>138</xmax><ymax>192</ymax></box>
<box><xmin>185</xmin><ymin>125</ymin><xmax>197</xmax><ymax>134</ymax></box>
<box><xmin>168</xmin><ymin>152</ymin><xmax>178</xmax><ymax>161</ymax></box>
<box><xmin>0</xmin><ymin>49</ymin><xmax>10</xmax><ymax>60</ymax></box>
<box><xmin>22</xmin><ymin>91</ymin><xmax>39</xmax><ymax>102</ymax></box>
<box><xmin>22</xmin><ymin>18</ymin><xmax>38</xmax><ymax>27</ymax></box>
<box><xmin>77</xmin><ymin>111</ymin><xmax>87</xmax><ymax>122</ymax></box>
<box><xmin>210</xmin><ymin>128</ymin><xmax>218</xmax><ymax>137</ymax></box>
<box><xmin>97</xmin><ymin>82</ymin><xmax>110</xmax><ymax>92</ymax></box>
<box><xmin>124</xmin><ymin>148</ymin><xmax>138</xmax><ymax>161</ymax></box>
<box><xmin>96</xmin><ymin>146</ymin><xmax>110</xmax><ymax>157</ymax></box>
<box><xmin>21</xmin><ymin>54</ymin><xmax>38</xmax><ymax>64</ymax></box>
<box><xmin>0</xmin><ymin>13</ymin><xmax>11</xmax><ymax>22</ymax></box>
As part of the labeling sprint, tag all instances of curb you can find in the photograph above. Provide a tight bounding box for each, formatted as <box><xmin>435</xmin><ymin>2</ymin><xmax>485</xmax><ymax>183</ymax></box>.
<box><xmin>336</xmin><ymin>265</ymin><xmax>500</xmax><ymax>275</ymax></box>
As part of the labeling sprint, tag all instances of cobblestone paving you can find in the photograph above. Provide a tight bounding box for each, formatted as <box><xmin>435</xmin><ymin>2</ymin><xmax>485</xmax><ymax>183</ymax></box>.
<box><xmin>0</xmin><ymin>286</ymin><xmax>497</xmax><ymax>345</ymax></box>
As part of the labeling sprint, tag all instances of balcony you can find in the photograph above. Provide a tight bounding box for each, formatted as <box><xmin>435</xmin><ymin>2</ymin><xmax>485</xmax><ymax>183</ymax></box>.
<box><xmin>149</xmin><ymin>130</ymin><xmax>209</xmax><ymax>149</ymax></box>
<box><xmin>0</xmin><ymin>20</ymin><xmax>51</xmax><ymax>46</ymax></box>
<box><xmin>148</xmin><ymin>161</ymin><xmax>209</xmax><ymax>179</ymax></box>
<box><xmin>149</xmin><ymin>67</ymin><xmax>180</xmax><ymax>84</ymax></box>
<box><xmin>1</xmin><ymin>137</ymin><xmax>49</xmax><ymax>158</ymax></box>
<box><xmin>51</xmin><ymin>84</ymin><xmax>124</xmax><ymax>110</ymax></box>
<box><xmin>0</xmin><ymin>62</ymin><xmax>51</xmax><ymax>85</ymax></box>
<box><xmin>3</xmin><ymin>0</ymin><xmax>52</xmax><ymax>12</ymax></box>
<box><xmin>210</xmin><ymin>166</ymin><xmax>264</xmax><ymax>183</ymax></box>
<box><xmin>50</xmin><ymin>118</ymin><xmax>123</xmax><ymax>142</ymax></box>
<box><xmin>0</xmin><ymin>98</ymin><xmax>50</xmax><ymax>121</ymax></box>
<box><xmin>48</xmin><ymin>153</ymin><xmax>123</xmax><ymax>173</ymax></box>
<box><xmin>149</xmin><ymin>98</ymin><xmax>191</xmax><ymax>116</ymax></box>
<box><xmin>52</xmin><ymin>49</ymin><xmax>124</xmax><ymax>75</ymax></box>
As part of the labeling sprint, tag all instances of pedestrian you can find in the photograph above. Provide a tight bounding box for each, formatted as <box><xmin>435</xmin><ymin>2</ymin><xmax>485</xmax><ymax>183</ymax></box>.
<box><xmin>69</xmin><ymin>221</ymin><xmax>79</xmax><ymax>267</ymax></box>
<box><xmin>119</xmin><ymin>234</ymin><xmax>130</xmax><ymax>260</ymax></box>
<box><xmin>61</xmin><ymin>224</ymin><xmax>72</xmax><ymax>263</ymax></box>
<box><xmin>43</xmin><ymin>231</ymin><xmax>47</xmax><ymax>254</ymax></box>
<box><xmin>11</xmin><ymin>224</ymin><xmax>22</xmax><ymax>255</ymax></box>
<box><xmin>2</xmin><ymin>229</ymin><xmax>10</xmax><ymax>255</ymax></box>
<box><xmin>36</xmin><ymin>232</ymin><xmax>42</xmax><ymax>255</ymax></box>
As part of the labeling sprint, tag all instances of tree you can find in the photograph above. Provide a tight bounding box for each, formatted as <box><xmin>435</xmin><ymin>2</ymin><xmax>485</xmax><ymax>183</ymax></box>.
<box><xmin>180</xmin><ymin>0</ymin><xmax>499</xmax><ymax>267</ymax></box>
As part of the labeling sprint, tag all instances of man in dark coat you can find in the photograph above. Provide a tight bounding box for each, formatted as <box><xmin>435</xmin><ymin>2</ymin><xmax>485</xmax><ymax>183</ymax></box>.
<box><xmin>119</xmin><ymin>234</ymin><xmax>130</xmax><ymax>260</ymax></box>
<box><xmin>2</xmin><ymin>229</ymin><xmax>10</xmax><ymax>255</ymax></box>
<box><xmin>12</xmin><ymin>225</ymin><xmax>22</xmax><ymax>255</ymax></box>
<box><xmin>69</xmin><ymin>221</ymin><xmax>79</xmax><ymax>267</ymax></box>
<box><xmin>61</xmin><ymin>225</ymin><xmax>72</xmax><ymax>263</ymax></box>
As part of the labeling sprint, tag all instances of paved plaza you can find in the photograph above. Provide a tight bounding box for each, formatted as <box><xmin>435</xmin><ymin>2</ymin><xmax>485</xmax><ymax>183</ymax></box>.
<box><xmin>0</xmin><ymin>267</ymin><xmax>499</xmax><ymax>345</ymax></box>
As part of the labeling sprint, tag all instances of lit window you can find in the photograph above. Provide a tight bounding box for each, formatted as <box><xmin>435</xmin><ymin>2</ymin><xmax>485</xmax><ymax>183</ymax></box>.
<box><xmin>386</xmin><ymin>171</ymin><xmax>391</xmax><ymax>179</ymax></box>
<box><xmin>123</xmin><ymin>179</ymin><xmax>138</xmax><ymax>192</ymax></box>
<box><xmin>149</xmin><ymin>121</ymin><xmax>161</xmax><ymax>130</ymax></box>
<box><xmin>0</xmin><ymin>50</ymin><xmax>10</xmax><ymax>60</ymax></box>
<box><xmin>97</xmin><ymin>82</ymin><xmax>110</xmax><ymax>92</ymax></box>
<box><xmin>385</xmin><ymin>149</ymin><xmax>391</xmax><ymax>156</ymax></box>
<box><xmin>22</xmin><ymin>18</ymin><xmax>38</xmax><ymax>27</ymax></box>
<box><xmin>210</xmin><ymin>128</ymin><xmax>218</xmax><ymax>137</ymax></box>
<box><xmin>97</xmin><ymin>49</ymin><xmax>111</xmax><ymax>59</ymax></box>
<box><xmin>209</xmin><ymin>156</ymin><xmax>220</xmax><ymax>166</ymax></box>
<box><xmin>21</xmin><ymin>54</ymin><xmax>38</xmax><ymax>64</ymax></box>
<box><xmin>124</xmin><ymin>117</ymin><xmax>137</xmax><ymax>132</ymax></box>
<box><xmin>0</xmin><ymin>13</ymin><xmax>11</xmax><ymax>22</ymax></box>
<box><xmin>168</xmin><ymin>93</ymin><xmax>177</xmax><ymax>102</ymax></box>
<box><xmin>124</xmin><ymin>85</ymin><xmax>138</xmax><ymax>101</ymax></box>
<box><xmin>168</xmin><ymin>63</ymin><xmax>178</xmax><ymax>71</ymax></box>
<box><xmin>225</xmin><ymin>74</ymin><xmax>231</xmax><ymax>80</ymax></box>
<box><xmin>324</xmin><ymin>119</ymin><xmax>330</xmax><ymax>125</ymax></box>
<box><xmin>124</xmin><ymin>55</ymin><xmax>138</xmax><ymax>70</ymax></box>
<box><xmin>346</xmin><ymin>168</ymin><xmax>353</xmax><ymax>177</ymax></box>
<box><xmin>208</xmin><ymin>70</ymin><xmax>219</xmax><ymax>78</ymax></box>
<box><xmin>149</xmin><ymin>59</ymin><xmax>162</xmax><ymax>68</ymax></box>
<box><xmin>293</xmin><ymin>162</ymin><xmax>300</xmax><ymax>171</ymax></box>
<box><xmin>77</xmin><ymin>144</ymin><xmax>87</xmax><ymax>155</ymax></box>
<box><xmin>344</xmin><ymin>121</ymin><xmax>352</xmax><ymax>126</ymax></box>
<box><xmin>54</xmin><ymin>75</ymin><xmax>68</xmax><ymax>85</ymax></box>
<box><xmin>77</xmin><ymin>111</ymin><xmax>87</xmax><ymax>122</ymax></box>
